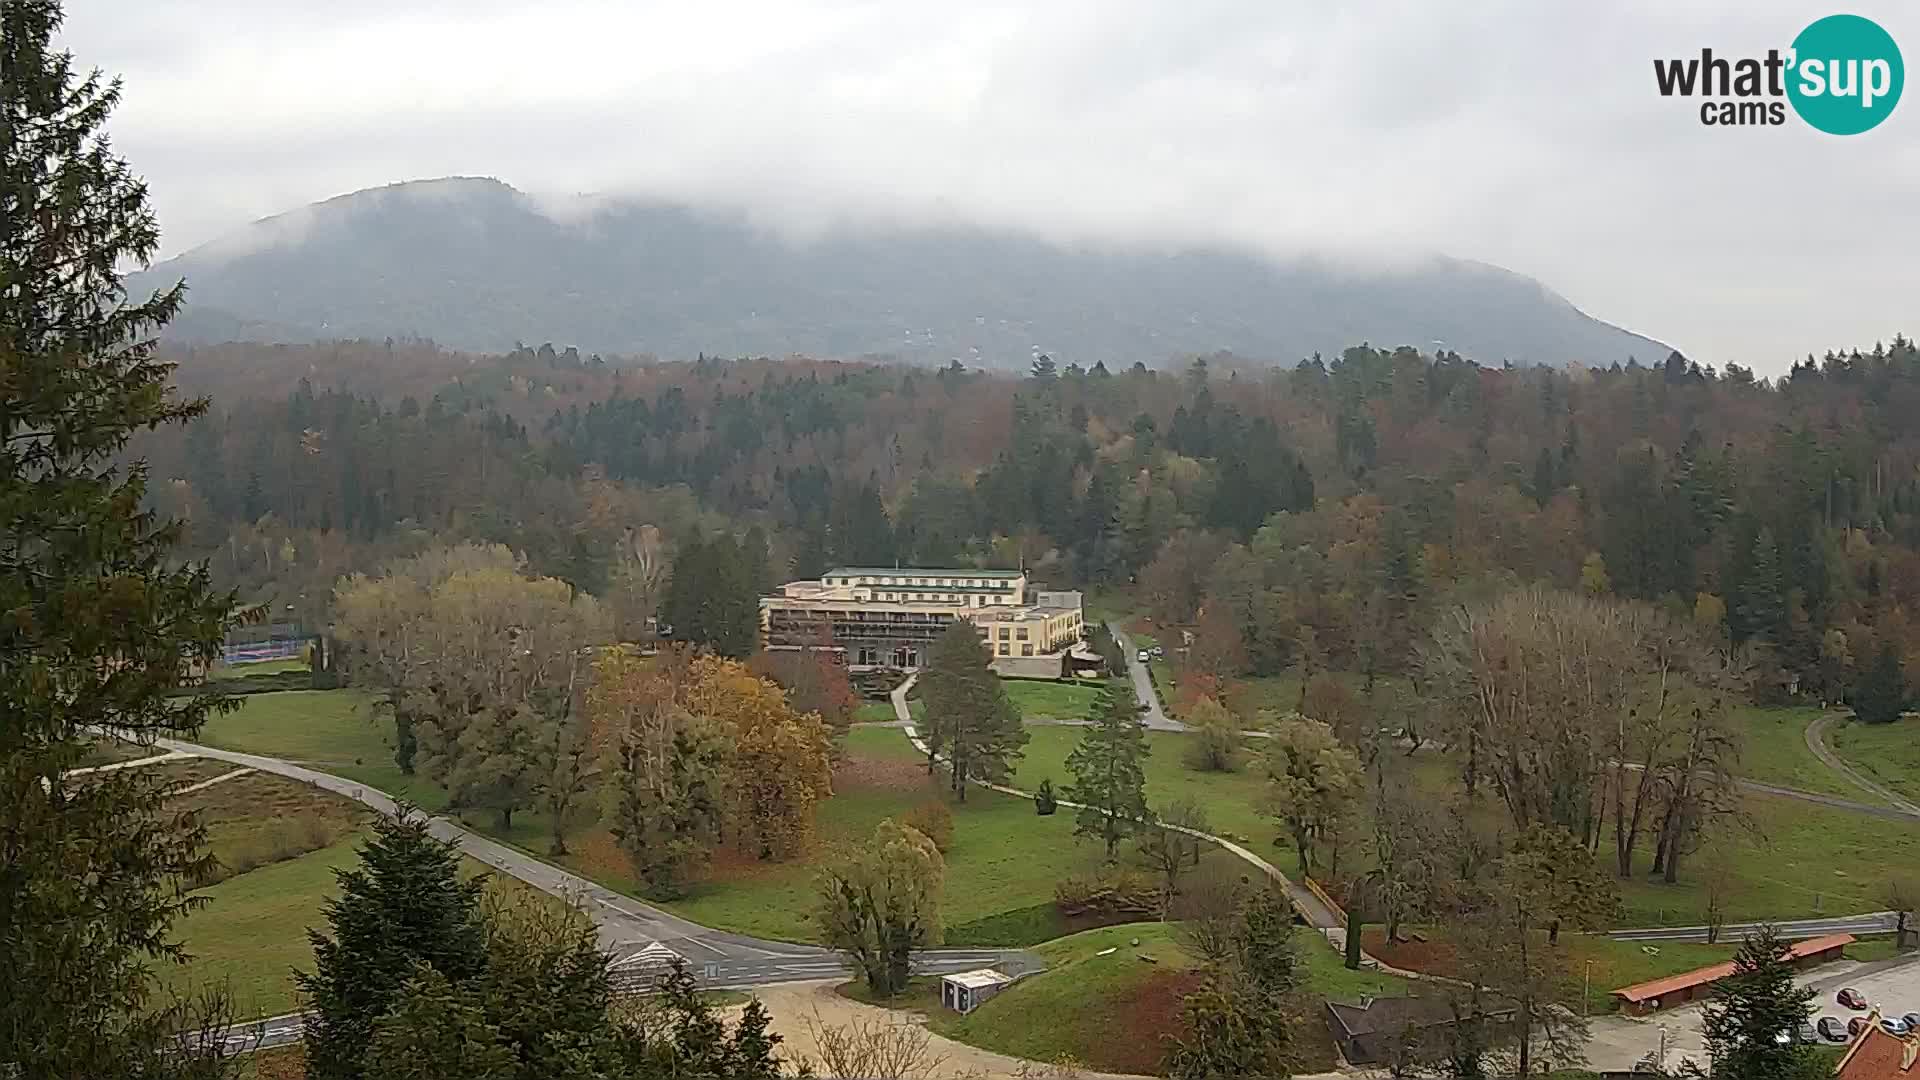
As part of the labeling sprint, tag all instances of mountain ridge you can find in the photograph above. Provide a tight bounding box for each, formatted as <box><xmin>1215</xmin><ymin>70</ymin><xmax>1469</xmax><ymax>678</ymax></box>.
<box><xmin>138</xmin><ymin>177</ymin><xmax>1670</xmax><ymax>368</ymax></box>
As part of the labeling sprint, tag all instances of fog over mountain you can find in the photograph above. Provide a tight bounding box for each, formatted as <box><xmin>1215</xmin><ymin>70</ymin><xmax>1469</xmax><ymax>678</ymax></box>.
<box><xmin>139</xmin><ymin>177</ymin><xmax>1669</xmax><ymax>369</ymax></box>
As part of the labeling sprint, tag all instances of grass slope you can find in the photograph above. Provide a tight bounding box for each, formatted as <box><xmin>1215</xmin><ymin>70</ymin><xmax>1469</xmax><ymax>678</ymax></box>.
<box><xmin>195</xmin><ymin>690</ymin><xmax>448</xmax><ymax>809</ymax></box>
<box><xmin>1735</xmin><ymin>706</ymin><xmax>1872</xmax><ymax>800</ymax></box>
<box><xmin>163</xmin><ymin>835</ymin><xmax>363</xmax><ymax>1018</ymax></box>
<box><xmin>1826</xmin><ymin>715</ymin><xmax>1920</xmax><ymax>806</ymax></box>
<box><xmin>1002</xmin><ymin>679</ymin><xmax>1109</xmax><ymax>721</ymax></box>
<box><xmin>929</xmin><ymin>921</ymin><xmax>1410</xmax><ymax>1075</ymax></box>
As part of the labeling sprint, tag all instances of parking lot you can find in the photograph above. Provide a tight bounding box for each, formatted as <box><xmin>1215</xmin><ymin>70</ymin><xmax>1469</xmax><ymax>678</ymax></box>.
<box><xmin>1587</xmin><ymin>953</ymin><xmax>1920</xmax><ymax>1072</ymax></box>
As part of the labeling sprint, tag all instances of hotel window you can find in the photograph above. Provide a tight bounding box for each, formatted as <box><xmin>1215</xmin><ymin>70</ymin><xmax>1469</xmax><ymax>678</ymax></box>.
<box><xmin>1021</xmin><ymin>644</ymin><xmax>1034</xmax><ymax>656</ymax></box>
<box><xmin>1016</xmin><ymin>628</ymin><xmax>1029</xmax><ymax>639</ymax></box>
<box><xmin>997</xmin><ymin>627</ymin><xmax>1010</xmax><ymax>639</ymax></box>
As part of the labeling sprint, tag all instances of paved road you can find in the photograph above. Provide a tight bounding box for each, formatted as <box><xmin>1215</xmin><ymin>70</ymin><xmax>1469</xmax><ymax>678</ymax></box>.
<box><xmin>154</xmin><ymin>735</ymin><xmax>1036</xmax><ymax>1046</ymax></box>
<box><xmin>1107</xmin><ymin>621</ymin><xmax>1183</xmax><ymax>731</ymax></box>
<box><xmin>1609</xmin><ymin>912</ymin><xmax>1901</xmax><ymax>943</ymax></box>
<box><xmin>1806</xmin><ymin>713</ymin><xmax>1920</xmax><ymax>818</ymax></box>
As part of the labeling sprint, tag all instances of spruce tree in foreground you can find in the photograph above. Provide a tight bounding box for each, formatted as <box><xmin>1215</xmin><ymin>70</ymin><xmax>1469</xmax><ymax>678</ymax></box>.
<box><xmin>918</xmin><ymin>621</ymin><xmax>1027</xmax><ymax>801</ymax></box>
<box><xmin>1698</xmin><ymin>926</ymin><xmax>1819</xmax><ymax>1080</ymax></box>
<box><xmin>1</xmin><ymin>1</ymin><xmax>239</xmax><ymax>1074</ymax></box>
<box><xmin>297</xmin><ymin>810</ymin><xmax>488</xmax><ymax>1080</ymax></box>
<box><xmin>1063</xmin><ymin>683</ymin><xmax>1150</xmax><ymax>857</ymax></box>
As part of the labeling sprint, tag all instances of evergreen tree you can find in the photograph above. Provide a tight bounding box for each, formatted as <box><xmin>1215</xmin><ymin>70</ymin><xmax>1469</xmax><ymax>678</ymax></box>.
<box><xmin>0</xmin><ymin>3</ymin><xmax>239</xmax><ymax>1074</ymax></box>
<box><xmin>1850</xmin><ymin>640</ymin><xmax>1907</xmax><ymax>725</ymax></box>
<box><xmin>660</xmin><ymin>532</ymin><xmax>758</xmax><ymax>658</ymax></box>
<box><xmin>1698</xmin><ymin>927</ymin><xmax>1819</xmax><ymax>1080</ymax></box>
<box><xmin>1733</xmin><ymin>528</ymin><xmax>1787</xmax><ymax>644</ymax></box>
<box><xmin>918</xmin><ymin>622</ymin><xmax>1027</xmax><ymax>801</ymax></box>
<box><xmin>1063</xmin><ymin>684</ymin><xmax>1151</xmax><ymax>857</ymax></box>
<box><xmin>297</xmin><ymin>809</ymin><xmax>488</xmax><ymax>1080</ymax></box>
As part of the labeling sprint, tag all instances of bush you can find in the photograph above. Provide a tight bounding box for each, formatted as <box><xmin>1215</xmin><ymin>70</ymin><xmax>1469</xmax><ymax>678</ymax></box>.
<box><xmin>902</xmin><ymin>800</ymin><xmax>954</xmax><ymax>852</ymax></box>
<box><xmin>1054</xmin><ymin>863</ymin><xmax>1159</xmax><ymax>920</ymax></box>
<box><xmin>1035</xmin><ymin>777</ymin><xmax>1059</xmax><ymax>815</ymax></box>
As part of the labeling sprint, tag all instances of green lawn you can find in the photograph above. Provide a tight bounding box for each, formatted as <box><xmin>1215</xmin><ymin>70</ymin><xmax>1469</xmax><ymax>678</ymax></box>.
<box><xmin>1010</xmin><ymin>726</ymin><xmax>1280</xmax><ymax>855</ymax></box>
<box><xmin>654</xmin><ymin>760</ymin><xmax>1138</xmax><ymax>945</ymax></box>
<box><xmin>194</xmin><ymin>689</ymin><xmax>448</xmax><ymax>809</ymax></box>
<box><xmin>929</xmin><ymin>921</ymin><xmax>1409</xmax><ymax>1075</ymax></box>
<box><xmin>853</xmin><ymin>700</ymin><xmax>903</xmax><ymax>724</ymax></box>
<box><xmin>1002</xmin><ymin>679</ymin><xmax>1109</xmax><ymax>722</ymax></box>
<box><xmin>166</xmin><ymin>829</ymin><xmax>571</xmax><ymax>1020</ymax></box>
<box><xmin>1735</xmin><ymin>706</ymin><xmax>1871</xmax><ymax>800</ymax></box>
<box><xmin>930</xmin><ymin>922</ymin><xmax>1198</xmax><ymax>1074</ymax></box>
<box><xmin>164</xmin><ymin>834</ymin><xmax>364</xmax><ymax>1018</ymax></box>
<box><xmin>209</xmin><ymin>658</ymin><xmax>310</xmax><ymax>679</ymax></box>
<box><xmin>1826</xmin><ymin>714</ymin><xmax>1920</xmax><ymax>805</ymax></box>
<box><xmin>1614</xmin><ymin>789</ymin><xmax>1898</xmax><ymax>926</ymax></box>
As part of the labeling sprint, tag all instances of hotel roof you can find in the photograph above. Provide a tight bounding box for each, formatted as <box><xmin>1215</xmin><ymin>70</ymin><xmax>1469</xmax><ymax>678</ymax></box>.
<box><xmin>825</xmin><ymin>567</ymin><xmax>1025</xmax><ymax>579</ymax></box>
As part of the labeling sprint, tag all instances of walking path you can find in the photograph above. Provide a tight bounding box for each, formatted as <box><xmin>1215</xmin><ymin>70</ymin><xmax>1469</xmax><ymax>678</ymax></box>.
<box><xmin>63</xmin><ymin>749</ymin><xmax>197</xmax><ymax>776</ymax></box>
<box><xmin>888</xmin><ymin>678</ymin><xmax>1357</xmax><ymax>953</ymax></box>
<box><xmin>1806</xmin><ymin>713</ymin><xmax>1920</xmax><ymax>817</ymax></box>
<box><xmin>170</xmin><ymin>766</ymin><xmax>255</xmax><ymax>796</ymax></box>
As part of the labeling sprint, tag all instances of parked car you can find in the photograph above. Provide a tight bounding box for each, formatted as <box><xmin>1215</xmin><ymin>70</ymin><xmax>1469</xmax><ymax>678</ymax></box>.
<box><xmin>1849</xmin><ymin>1017</ymin><xmax>1870</xmax><ymax>1038</ymax></box>
<box><xmin>1837</xmin><ymin>987</ymin><xmax>1869</xmax><ymax>1010</ymax></box>
<box><xmin>1150</xmin><ymin>645</ymin><xmax>1165</xmax><ymax>657</ymax></box>
<box><xmin>1136</xmin><ymin>649</ymin><xmax>1151</xmax><ymax>662</ymax></box>
<box><xmin>1883</xmin><ymin>1017</ymin><xmax>1914</xmax><ymax>1037</ymax></box>
<box><xmin>1817</xmin><ymin>1016</ymin><xmax>1849</xmax><ymax>1042</ymax></box>
<box><xmin>1904</xmin><ymin>1012</ymin><xmax>1920</xmax><ymax>1033</ymax></box>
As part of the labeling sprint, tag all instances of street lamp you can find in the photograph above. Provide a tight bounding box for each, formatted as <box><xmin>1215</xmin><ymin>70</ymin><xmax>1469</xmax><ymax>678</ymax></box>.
<box><xmin>1584</xmin><ymin>960</ymin><xmax>1593</xmax><ymax>1018</ymax></box>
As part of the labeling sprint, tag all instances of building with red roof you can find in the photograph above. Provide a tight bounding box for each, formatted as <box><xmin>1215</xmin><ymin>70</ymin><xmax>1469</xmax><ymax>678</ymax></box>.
<box><xmin>1609</xmin><ymin>934</ymin><xmax>1854</xmax><ymax>1016</ymax></box>
<box><xmin>1834</xmin><ymin>1014</ymin><xmax>1919</xmax><ymax>1080</ymax></box>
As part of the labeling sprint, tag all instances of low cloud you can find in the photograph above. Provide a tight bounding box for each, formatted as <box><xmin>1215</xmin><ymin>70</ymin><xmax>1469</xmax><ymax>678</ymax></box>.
<box><xmin>66</xmin><ymin>0</ymin><xmax>1920</xmax><ymax>373</ymax></box>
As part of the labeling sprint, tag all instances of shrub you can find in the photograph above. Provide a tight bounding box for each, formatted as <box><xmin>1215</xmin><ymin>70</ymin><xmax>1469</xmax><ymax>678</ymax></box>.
<box><xmin>902</xmin><ymin>800</ymin><xmax>954</xmax><ymax>852</ymax></box>
<box><xmin>1182</xmin><ymin>697</ymin><xmax>1243</xmax><ymax>772</ymax></box>
<box><xmin>1035</xmin><ymin>778</ymin><xmax>1059</xmax><ymax>815</ymax></box>
<box><xmin>1054</xmin><ymin>863</ymin><xmax>1159</xmax><ymax>920</ymax></box>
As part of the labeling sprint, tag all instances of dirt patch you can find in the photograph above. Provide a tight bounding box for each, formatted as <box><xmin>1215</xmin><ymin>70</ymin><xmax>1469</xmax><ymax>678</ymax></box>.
<box><xmin>1106</xmin><ymin>968</ymin><xmax>1203</xmax><ymax>1075</ymax></box>
<box><xmin>833</xmin><ymin>752</ymin><xmax>936</xmax><ymax>794</ymax></box>
<box><xmin>1361</xmin><ymin>928</ymin><xmax>1460</xmax><ymax>979</ymax></box>
<box><xmin>737</xmin><ymin>980</ymin><xmax>1154</xmax><ymax>1080</ymax></box>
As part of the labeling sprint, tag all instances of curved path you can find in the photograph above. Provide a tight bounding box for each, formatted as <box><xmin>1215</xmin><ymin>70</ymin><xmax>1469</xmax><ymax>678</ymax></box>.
<box><xmin>888</xmin><ymin>679</ymin><xmax>1349</xmax><ymax>940</ymax></box>
<box><xmin>1806</xmin><ymin>713</ymin><xmax>1920</xmax><ymax>817</ymax></box>
<box><xmin>151</xmin><ymin>734</ymin><xmax>1036</xmax><ymax>1049</ymax></box>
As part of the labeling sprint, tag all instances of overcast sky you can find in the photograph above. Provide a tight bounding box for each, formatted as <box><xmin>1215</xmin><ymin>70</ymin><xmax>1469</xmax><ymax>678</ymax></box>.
<box><xmin>63</xmin><ymin>1</ymin><xmax>1919</xmax><ymax>374</ymax></box>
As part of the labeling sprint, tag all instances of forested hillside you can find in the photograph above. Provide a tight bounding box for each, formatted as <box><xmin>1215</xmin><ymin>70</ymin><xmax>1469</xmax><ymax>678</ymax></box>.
<box><xmin>134</xmin><ymin>177</ymin><xmax>1667</xmax><ymax>368</ymax></box>
<box><xmin>143</xmin><ymin>336</ymin><xmax>1920</xmax><ymax>703</ymax></box>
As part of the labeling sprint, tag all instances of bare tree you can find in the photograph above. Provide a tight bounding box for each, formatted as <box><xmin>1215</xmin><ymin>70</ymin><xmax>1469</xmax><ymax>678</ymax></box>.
<box><xmin>1422</xmin><ymin>588</ymin><xmax>1639</xmax><ymax>835</ymax></box>
<box><xmin>1173</xmin><ymin>868</ymin><xmax>1250</xmax><ymax>970</ymax></box>
<box><xmin>1890</xmin><ymin>875</ymin><xmax>1918</xmax><ymax>948</ymax></box>
<box><xmin>803</xmin><ymin>1010</ymin><xmax>946</xmax><ymax>1080</ymax></box>
<box><xmin>1136</xmin><ymin>797</ymin><xmax>1210</xmax><ymax>910</ymax></box>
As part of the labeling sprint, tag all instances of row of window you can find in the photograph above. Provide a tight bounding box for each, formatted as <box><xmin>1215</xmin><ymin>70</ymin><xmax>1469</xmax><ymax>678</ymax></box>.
<box><xmin>832</xmin><ymin>574</ymin><xmax>1012</xmax><ymax>589</ymax></box>
<box><xmin>875</xmin><ymin>591</ymin><xmax>1011</xmax><ymax>605</ymax></box>
<box><xmin>994</xmin><ymin>642</ymin><xmax>1038</xmax><ymax>657</ymax></box>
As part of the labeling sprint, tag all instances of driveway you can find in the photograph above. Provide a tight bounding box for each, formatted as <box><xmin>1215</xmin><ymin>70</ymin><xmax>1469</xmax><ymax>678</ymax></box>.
<box><xmin>1106</xmin><ymin>621</ymin><xmax>1183</xmax><ymax>731</ymax></box>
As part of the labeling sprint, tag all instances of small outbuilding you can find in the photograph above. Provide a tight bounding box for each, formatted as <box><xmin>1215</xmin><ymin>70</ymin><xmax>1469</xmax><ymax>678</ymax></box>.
<box><xmin>940</xmin><ymin>968</ymin><xmax>1014</xmax><ymax>1014</ymax></box>
<box><xmin>1324</xmin><ymin>995</ymin><xmax>1516</xmax><ymax>1067</ymax></box>
<box><xmin>1610</xmin><ymin>933</ymin><xmax>1854</xmax><ymax>1016</ymax></box>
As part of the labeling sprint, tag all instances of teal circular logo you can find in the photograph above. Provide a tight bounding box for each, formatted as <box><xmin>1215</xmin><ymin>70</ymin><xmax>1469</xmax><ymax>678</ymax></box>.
<box><xmin>1788</xmin><ymin>14</ymin><xmax>1903</xmax><ymax>134</ymax></box>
